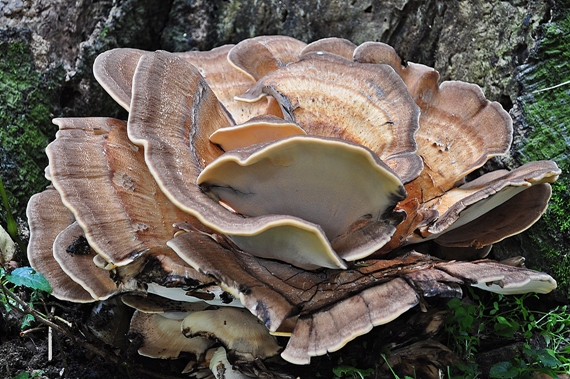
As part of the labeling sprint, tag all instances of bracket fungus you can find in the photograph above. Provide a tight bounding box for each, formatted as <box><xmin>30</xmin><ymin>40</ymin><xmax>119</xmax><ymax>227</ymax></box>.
<box><xmin>27</xmin><ymin>36</ymin><xmax>561</xmax><ymax>376</ymax></box>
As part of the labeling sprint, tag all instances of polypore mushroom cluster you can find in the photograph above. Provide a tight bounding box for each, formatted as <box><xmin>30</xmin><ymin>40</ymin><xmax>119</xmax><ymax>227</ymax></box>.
<box><xmin>27</xmin><ymin>36</ymin><xmax>560</xmax><ymax>376</ymax></box>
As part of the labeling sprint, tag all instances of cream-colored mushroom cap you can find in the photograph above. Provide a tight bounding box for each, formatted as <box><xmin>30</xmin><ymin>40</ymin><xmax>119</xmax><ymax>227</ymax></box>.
<box><xmin>209</xmin><ymin>115</ymin><xmax>306</xmax><ymax>151</ymax></box>
<box><xmin>129</xmin><ymin>310</ymin><xmax>214</xmax><ymax>359</ymax></box>
<box><xmin>209</xmin><ymin>347</ymin><xmax>249</xmax><ymax>379</ymax></box>
<box><xmin>438</xmin><ymin>261</ymin><xmax>557</xmax><ymax>295</ymax></box>
<box><xmin>418</xmin><ymin>160</ymin><xmax>561</xmax><ymax>241</ymax></box>
<box><xmin>181</xmin><ymin>306</ymin><xmax>281</xmax><ymax>361</ymax></box>
<box><xmin>198</xmin><ymin>135</ymin><xmax>407</xmax><ymax>264</ymax></box>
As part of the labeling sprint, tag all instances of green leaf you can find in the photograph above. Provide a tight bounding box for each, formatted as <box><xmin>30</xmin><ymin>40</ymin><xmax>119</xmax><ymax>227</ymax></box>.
<box><xmin>20</xmin><ymin>314</ymin><xmax>35</xmax><ymax>329</ymax></box>
<box><xmin>489</xmin><ymin>362</ymin><xmax>519</xmax><ymax>378</ymax></box>
<box><xmin>534</xmin><ymin>349</ymin><xmax>562</xmax><ymax>367</ymax></box>
<box><xmin>6</xmin><ymin>267</ymin><xmax>52</xmax><ymax>293</ymax></box>
<box><xmin>496</xmin><ymin>316</ymin><xmax>511</xmax><ymax>326</ymax></box>
<box><xmin>494</xmin><ymin>318</ymin><xmax>520</xmax><ymax>338</ymax></box>
<box><xmin>332</xmin><ymin>366</ymin><xmax>373</xmax><ymax>379</ymax></box>
<box><xmin>447</xmin><ymin>298</ymin><xmax>462</xmax><ymax>310</ymax></box>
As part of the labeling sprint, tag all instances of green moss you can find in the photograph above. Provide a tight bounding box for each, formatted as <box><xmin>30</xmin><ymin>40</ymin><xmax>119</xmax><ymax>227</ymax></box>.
<box><xmin>0</xmin><ymin>32</ymin><xmax>63</xmax><ymax>227</ymax></box>
<box><xmin>515</xmin><ymin>8</ymin><xmax>570</xmax><ymax>299</ymax></box>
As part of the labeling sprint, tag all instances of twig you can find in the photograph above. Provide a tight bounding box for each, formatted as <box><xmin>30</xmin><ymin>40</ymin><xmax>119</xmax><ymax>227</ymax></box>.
<box><xmin>54</xmin><ymin>315</ymin><xmax>73</xmax><ymax>327</ymax></box>
<box><xmin>531</xmin><ymin>79</ymin><xmax>570</xmax><ymax>94</ymax></box>
<box><xmin>2</xmin><ymin>281</ymin><xmax>121</xmax><ymax>362</ymax></box>
<box><xmin>49</xmin><ymin>306</ymin><xmax>55</xmax><ymax>361</ymax></box>
<box><xmin>48</xmin><ymin>322</ymin><xmax>53</xmax><ymax>361</ymax></box>
<box><xmin>2</xmin><ymin>282</ymin><xmax>68</xmax><ymax>336</ymax></box>
<box><xmin>20</xmin><ymin>327</ymin><xmax>46</xmax><ymax>336</ymax></box>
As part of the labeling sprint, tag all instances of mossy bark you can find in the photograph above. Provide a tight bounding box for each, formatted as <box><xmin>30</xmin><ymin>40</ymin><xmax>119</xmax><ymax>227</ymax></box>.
<box><xmin>0</xmin><ymin>29</ymin><xmax>62</xmax><ymax>228</ymax></box>
<box><xmin>493</xmin><ymin>4</ymin><xmax>570</xmax><ymax>302</ymax></box>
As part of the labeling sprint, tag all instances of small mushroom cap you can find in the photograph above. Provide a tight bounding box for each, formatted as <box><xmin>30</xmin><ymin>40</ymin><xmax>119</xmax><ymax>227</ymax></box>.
<box><xmin>238</xmin><ymin>52</ymin><xmax>422</xmax><ymax>183</ymax></box>
<box><xmin>26</xmin><ymin>187</ymin><xmax>94</xmax><ymax>302</ymax></box>
<box><xmin>129</xmin><ymin>310</ymin><xmax>214</xmax><ymax>359</ymax></box>
<box><xmin>198</xmin><ymin>135</ymin><xmax>406</xmax><ymax>263</ymax></box>
<box><xmin>281</xmin><ymin>278</ymin><xmax>420</xmax><ymax>364</ymax></box>
<box><xmin>438</xmin><ymin>260</ymin><xmax>557</xmax><ymax>295</ymax></box>
<box><xmin>52</xmin><ymin>222</ymin><xmax>118</xmax><ymax>300</ymax></box>
<box><xmin>93</xmin><ymin>48</ymin><xmax>147</xmax><ymax>111</ymax></box>
<box><xmin>227</xmin><ymin>35</ymin><xmax>307</xmax><ymax>81</ymax></box>
<box><xmin>300</xmin><ymin>37</ymin><xmax>357</xmax><ymax>59</ymax></box>
<box><xmin>181</xmin><ymin>306</ymin><xmax>281</xmax><ymax>361</ymax></box>
<box><xmin>419</xmin><ymin>160</ymin><xmax>561</xmax><ymax>240</ymax></box>
<box><xmin>209</xmin><ymin>347</ymin><xmax>249</xmax><ymax>379</ymax></box>
<box><xmin>434</xmin><ymin>183</ymin><xmax>553</xmax><ymax>248</ymax></box>
<box><xmin>209</xmin><ymin>115</ymin><xmax>306</xmax><ymax>151</ymax></box>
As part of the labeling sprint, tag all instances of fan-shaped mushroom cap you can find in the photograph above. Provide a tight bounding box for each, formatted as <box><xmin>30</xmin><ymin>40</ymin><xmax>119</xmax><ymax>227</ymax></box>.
<box><xmin>52</xmin><ymin>222</ymin><xmax>119</xmax><ymax>300</ymax></box>
<box><xmin>93</xmin><ymin>48</ymin><xmax>147</xmax><ymax>111</ymax></box>
<box><xmin>281</xmin><ymin>277</ymin><xmax>419</xmax><ymax>364</ymax></box>
<box><xmin>181</xmin><ymin>306</ymin><xmax>281</xmax><ymax>361</ymax></box>
<box><xmin>238</xmin><ymin>52</ymin><xmax>423</xmax><ymax>183</ymax></box>
<box><xmin>168</xmin><ymin>231</ymin><xmax>295</xmax><ymax>332</ymax></box>
<box><xmin>26</xmin><ymin>187</ymin><xmax>94</xmax><ymax>302</ymax></box>
<box><xmin>434</xmin><ymin>183</ymin><xmax>553</xmax><ymax>249</ymax></box>
<box><xmin>209</xmin><ymin>115</ymin><xmax>306</xmax><ymax>151</ymax></box>
<box><xmin>198</xmin><ymin>135</ymin><xmax>406</xmax><ymax>263</ymax></box>
<box><xmin>300</xmin><ymin>37</ymin><xmax>357</xmax><ymax>59</ymax></box>
<box><xmin>354</xmin><ymin>42</ymin><xmax>513</xmax><ymax>200</ymax></box>
<box><xmin>129</xmin><ymin>310</ymin><xmax>214</xmax><ymax>359</ymax></box>
<box><xmin>227</xmin><ymin>35</ymin><xmax>307</xmax><ymax>82</ymax></box>
<box><xmin>417</xmin><ymin>160</ymin><xmax>561</xmax><ymax>241</ymax></box>
<box><xmin>47</xmin><ymin>117</ymin><xmax>203</xmax><ymax>268</ymax></box>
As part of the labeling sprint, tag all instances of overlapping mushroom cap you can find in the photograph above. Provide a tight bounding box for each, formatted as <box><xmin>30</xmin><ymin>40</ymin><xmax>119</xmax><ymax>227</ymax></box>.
<box><xmin>27</xmin><ymin>36</ymin><xmax>560</xmax><ymax>374</ymax></box>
